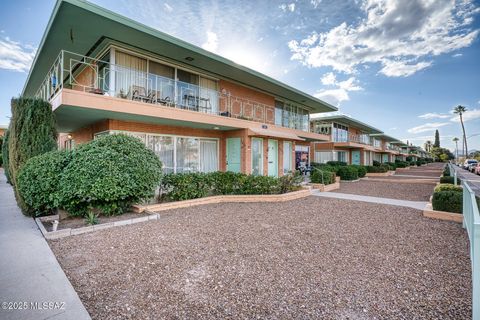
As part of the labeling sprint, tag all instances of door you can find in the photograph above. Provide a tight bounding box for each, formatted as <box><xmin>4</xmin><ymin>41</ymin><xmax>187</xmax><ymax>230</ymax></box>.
<box><xmin>226</xmin><ymin>138</ymin><xmax>241</xmax><ymax>173</ymax></box>
<box><xmin>382</xmin><ymin>154</ymin><xmax>389</xmax><ymax>163</ymax></box>
<box><xmin>251</xmin><ymin>138</ymin><xmax>263</xmax><ymax>175</ymax></box>
<box><xmin>351</xmin><ymin>150</ymin><xmax>361</xmax><ymax>165</ymax></box>
<box><xmin>268</xmin><ymin>139</ymin><xmax>278</xmax><ymax>177</ymax></box>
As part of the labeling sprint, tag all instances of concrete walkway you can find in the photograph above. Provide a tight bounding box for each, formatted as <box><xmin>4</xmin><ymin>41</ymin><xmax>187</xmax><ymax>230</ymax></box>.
<box><xmin>0</xmin><ymin>170</ymin><xmax>90</xmax><ymax>320</ymax></box>
<box><xmin>311</xmin><ymin>190</ymin><xmax>428</xmax><ymax>210</ymax></box>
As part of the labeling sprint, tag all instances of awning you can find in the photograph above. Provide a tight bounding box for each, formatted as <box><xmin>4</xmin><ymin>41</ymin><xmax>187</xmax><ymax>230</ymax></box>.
<box><xmin>248</xmin><ymin>128</ymin><xmax>305</xmax><ymax>141</ymax></box>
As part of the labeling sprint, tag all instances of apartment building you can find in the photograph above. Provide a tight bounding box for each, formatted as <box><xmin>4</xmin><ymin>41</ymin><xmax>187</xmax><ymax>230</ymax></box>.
<box><xmin>310</xmin><ymin>115</ymin><xmax>384</xmax><ymax>165</ymax></box>
<box><xmin>23</xmin><ymin>0</ymin><xmax>337</xmax><ymax>177</ymax></box>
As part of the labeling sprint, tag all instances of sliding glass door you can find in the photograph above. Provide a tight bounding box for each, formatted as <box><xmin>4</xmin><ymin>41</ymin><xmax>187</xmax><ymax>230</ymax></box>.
<box><xmin>251</xmin><ymin>138</ymin><xmax>263</xmax><ymax>175</ymax></box>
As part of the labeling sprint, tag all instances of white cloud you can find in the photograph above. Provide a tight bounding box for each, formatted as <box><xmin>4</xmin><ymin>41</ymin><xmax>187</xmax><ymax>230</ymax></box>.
<box><xmin>452</xmin><ymin>53</ymin><xmax>463</xmax><ymax>58</ymax></box>
<box><xmin>163</xmin><ymin>3</ymin><xmax>173</xmax><ymax>12</ymax></box>
<box><xmin>311</xmin><ymin>0</ymin><xmax>322</xmax><ymax>8</ymax></box>
<box><xmin>288</xmin><ymin>0</ymin><xmax>479</xmax><ymax>77</ymax></box>
<box><xmin>315</xmin><ymin>72</ymin><xmax>362</xmax><ymax>105</ymax></box>
<box><xmin>450</xmin><ymin>108</ymin><xmax>480</xmax><ymax>122</ymax></box>
<box><xmin>418</xmin><ymin>112</ymin><xmax>451</xmax><ymax>119</ymax></box>
<box><xmin>280</xmin><ymin>3</ymin><xmax>295</xmax><ymax>12</ymax></box>
<box><xmin>407</xmin><ymin>122</ymin><xmax>450</xmax><ymax>134</ymax></box>
<box><xmin>0</xmin><ymin>37</ymin><xmax>36</xmax><ymax>72</ymax></box>
<box><xmin>201</xmin><ymin>31</ymin><xmax>218</xmax><ymax>53</ymax></box>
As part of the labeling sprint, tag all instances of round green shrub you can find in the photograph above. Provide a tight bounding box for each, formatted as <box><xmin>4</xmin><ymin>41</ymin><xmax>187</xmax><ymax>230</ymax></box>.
<box><xmin>58</xmin><ymin>134</ymin><xmax>162</xmax><ymax>216</ymax></box>
<box><xmin>365</xmin><ymin>165</ymin><xmax>388</xmax><ymax>173</ymax></box>
<box><xmin>326</xmin><ymin>161</ymin><xmax>347</xmax><ymax>167</ymax></box>
<box><xmin>434</xmin><ymin>183</ymin><xmax>462</xmax><ymax>193</ymax></box>
<box><xmin>432</xmin><ymin>191</ymin><xmax>462</xmax><ymax>213</ymax></box>
<box><xmin>337</xmin><ymin>165</ymin><xmax>359</xmax><ymax>181</ymax></box>
<box><xmin>439</xmin><ymin>176</ymin><xmax>461</xmax><ymax>184</ymax></box>
<box><xmin>17</xmin><ymin>150</ymin><xmax>72</xmax><ymax>216</ymax></box>
<box><xmin>350</xmin><ymin>165</ymin><xmax>367</xmax><ymax>178</ymax></box>
<box><xmin>311</xmin><ymin>168</ymin><xmax>336</xmax><ymax>184</ymax></box>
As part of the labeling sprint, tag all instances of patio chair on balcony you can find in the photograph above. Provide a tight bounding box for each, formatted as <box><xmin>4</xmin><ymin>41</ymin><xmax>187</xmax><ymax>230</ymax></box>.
<box><xmin>150</xmin><ymin>90</ymin><xmax>172</xmax><ymax>107</ymax></box>
<box><xmin>130</xmin><ymin>85</ymin><xmax>152</xmax><ymax>103</ymax></box>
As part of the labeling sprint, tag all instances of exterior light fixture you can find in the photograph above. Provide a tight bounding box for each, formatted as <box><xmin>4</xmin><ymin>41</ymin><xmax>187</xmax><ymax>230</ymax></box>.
<box><xmin>67</xmin><ymin>134</ymin><xmax>72</xmax><ymax>140</ymax></box>
<box><xmin>185</xmin><ymin>56</ymin><xmax>194</xmax><ymax>61</ymax></box>
<box><xmin>213</xmin><ymin>126</ymin><xmax>220</xmax><ymax>130</ymax></box>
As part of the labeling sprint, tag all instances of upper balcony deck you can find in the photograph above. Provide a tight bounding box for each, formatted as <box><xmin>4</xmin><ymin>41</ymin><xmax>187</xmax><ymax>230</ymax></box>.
<box><xmin>36</xmin><ymin>50</ymin><xmax>322</xmax><ymax>138</ymax></box>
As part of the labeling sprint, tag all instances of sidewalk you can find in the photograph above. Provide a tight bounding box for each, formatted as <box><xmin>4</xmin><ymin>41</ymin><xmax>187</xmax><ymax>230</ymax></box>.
<box><xmin>0</xmin><ymin>169</ymin><xmax>90</xmax><ymax>320</ymax></box>
<box><xmin>312</xmin><ymin>190</ymin><xmax>428</xmax><ymax>210</ymax></box>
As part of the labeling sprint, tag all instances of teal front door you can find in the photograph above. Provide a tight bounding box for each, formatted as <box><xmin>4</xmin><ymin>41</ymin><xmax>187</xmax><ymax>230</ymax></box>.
<box><xmin>382</xmin><ymin>154</ymin><xmax>389</xmax><ymax>163</ymax></box>
<box><xmin>351</xmin><ymin>150</ymin><xmax>361</xmax><ymax>165</ymax></box>
<box><xmin>226</xmin><ymin>138</ymin><xmax>241</xmax><ymax>172</ymax></box>
<box><xmin>267</xmin><ymin>139</ymin><xmax>278</xmax><ymax>177</ymax></box>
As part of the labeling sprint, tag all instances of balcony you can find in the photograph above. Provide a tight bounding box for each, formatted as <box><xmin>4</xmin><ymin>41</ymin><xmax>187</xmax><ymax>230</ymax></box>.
<box><xmin>36</xmin><ymin>50</ymin><xmax>311</xmax><ymax>130</ymax></box>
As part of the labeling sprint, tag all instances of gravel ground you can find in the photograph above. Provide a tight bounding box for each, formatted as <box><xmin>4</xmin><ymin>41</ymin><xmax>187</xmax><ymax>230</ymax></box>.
<box><xmin>336</xmin><ymin>180</ymin><xmax>436</xmax><ymax>201</ymax></box>
<box><xmin>49</xmin><ymin>197</ymin><xmax>471</xmax><ymax>319</ymax></box>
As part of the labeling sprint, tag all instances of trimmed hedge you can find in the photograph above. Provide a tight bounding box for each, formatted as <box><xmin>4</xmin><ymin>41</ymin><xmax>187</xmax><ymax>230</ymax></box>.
<box><xmin>432</xmin><ymin>191</ymin><xmax>462</xmax><ymax>213</ymax></box>
<box><xmin>434</xmin><ymin>183</ymin><xmax>462</xmax><ymax>193</ymax></box>
<box><xmin>311</xmin><ymin>168</ymin><xmax>336</xmax><ymax>185</ymax></box>
<box><xmin>372</xmin><ymin>160</ymin><xmax>381</xmax><ymax>166</ymax></box>
<box><xmin>326</xmin><ymin>161</ymin><xmax>347</xmax><ymax>167</ymax></box>
<box><xmin>337</xmin><ymin>165</ymin><xmax>359</xmax><ymax>181</ymax></box>
<box><xmin>17</xmin><ymin>150</ymin><xmax>71</xmax><ymax>216</ymax></box>
<box><xmin>439</xmin><ymin>176</ymin><xmax>461</xmax><ymax>184</ymax></box>
<box><xmin>160</xmin><ymin>171</ymin><xmax>302</xmax><ymax>201</ymax></box>
<box><xmin>351</xmin><ymin>165</ymin><xmax>367</xmax><ymax>178</ymax></box>
<box><xmin>58</xmin><ymin>134</ymin><xmax>163</xmax><ymax>216</ymax></box>
<box><xmin>442</xmin><ymin>166</ymin><xmax>450</xmax><ymax>177</ymax></box>
<box><xmin>395</xmin><ymin>160</ymin><xmax>409</xmax><ymax>168</ymax></box>
<box><xmin>365</xmin><ymin>165</ymin><xmax>388</xmax><ymax>173</ymax></box>
<box><xmin>2</xmin><ymin>129</ymin><xmax>11</xmax><ymax>183</ymax></box>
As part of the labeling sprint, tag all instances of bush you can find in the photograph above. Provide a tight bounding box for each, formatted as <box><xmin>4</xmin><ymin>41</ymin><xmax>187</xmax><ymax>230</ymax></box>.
<box><xmin>58</xmin><ymin>134</ymin><xmax>162</xmax><ymax>216</ymax></box>
<box><xmin>434</xmin><ymin>184</ymin><xmax>462</xmax><ymax>193</ymax></box>
<box><xmin>2</xmin><ymin>129</ymin><xmax>11</xmax><ymax>183</ymax></box>
<box><xmin>442</xmin><ymin>166</ymin><xmax>450</xmax><ymax>177</ymax></box>
<box><xmin>8</xmin><ymin>98</ymin><xmax>57</xmax><ymax>187</ymax></box>
<box><xmin>409</xmin><ymin>161</ymin><xmax>416</xmax><ymax>166</ymax></box>
<box><xmin>160</xmin><ymin>171</ymin><xmax>296</xmax><ymax>201</ymax></box>
<box><xmin>311</xmin><ymin>168</ymin><xmax>336</xmax><ymax>184</ymax></box>
<box><xmin>365</xmin><ymin>165</ymin><xmax>388</xmax><ymax>173</ymax></box>
<box><xmin>372</xmin><ymin>160</ymin><xmax>381</xmax><ymax>166</ymax></box>
<box><xmin>394</xmin><ymin>160</ymin><xmax>409</xmax><ymax>168</ymax></box>
<box><xmin>161</xmin><ymin>172</ymin><xmax>211</xmax><ymax>201</ymax></box>
<box><xmin>385</xmin><ymin>162</ymin><xmax>397</xmax><ymax>170</ymax></box>
<box><xmin>439</xmin><ymin>176</ymin><xmax>461</xmax><ymax>184</ymax></box>
<box><xmin>17</xmin><ymin>150</ymin><xmax>71</xmax><ymax>217</ymax></box>
<box><xmin>278</xmin><ymin>172</ymin><xmax>303</xmax><ymax>193</ymax></box>
<box><xmin>337</xmin><ymin>165</ymin><xmax>359</xmax><ymax>181</ymax></box>
<box><xmin>432</xmin><ymin>191</ymin><xmax>462</xmax><ymax>213</ymax></box>
<box><xmin>350</xmin><ymin>165</ymin><xmax>367</xmax><ymax>178</ymax></box>
<box><xmin>326</xmin><ymin>161</ymin><xmax>347</xmax><ymax>167</ymax></box>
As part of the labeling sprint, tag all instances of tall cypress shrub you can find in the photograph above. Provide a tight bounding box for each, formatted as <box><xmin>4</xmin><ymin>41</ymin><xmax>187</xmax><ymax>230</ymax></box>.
<box><xmin>8</xmin><ymin>97</ymin><xmax>57</xmax><ymax>211</ymax></box>
<box><xmin>2</xmin><ymin>129</ymin><xmax>11</xmax><ymax>183</ymax></box>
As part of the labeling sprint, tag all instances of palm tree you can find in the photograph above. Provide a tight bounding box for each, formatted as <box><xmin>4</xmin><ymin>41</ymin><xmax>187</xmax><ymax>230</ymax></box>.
<box><xmin>452</xmin><ymin>137</ymin><xmax>459</xmax><ymax>160</ymax></box>
<box><xmin>453</xmin><ymin>105</ymin><xmax>468</xmax><ymax>158</ymax></box>
<box><xmin>424</xmin><ymin>140</ymin><xmax>432</xmax><ymax>152</ymax></box>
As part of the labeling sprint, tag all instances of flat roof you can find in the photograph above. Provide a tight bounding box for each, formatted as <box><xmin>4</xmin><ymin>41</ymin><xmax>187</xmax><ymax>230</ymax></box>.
<box><xmin>310</xmin><ymin>114</ymin><xmax>383</xmax><ymax>134</ymax></box>
<box><xmin>23</xmin><ymin>0</ymin><xmax>337</xmax><ymax>114</ymax></box>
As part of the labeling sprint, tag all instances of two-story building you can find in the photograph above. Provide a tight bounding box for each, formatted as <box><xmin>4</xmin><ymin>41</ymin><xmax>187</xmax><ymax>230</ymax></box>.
<box><xmin>23</xmin><ymin>0</ymin><xmax>337</xmax><ymax>177</ymax></box>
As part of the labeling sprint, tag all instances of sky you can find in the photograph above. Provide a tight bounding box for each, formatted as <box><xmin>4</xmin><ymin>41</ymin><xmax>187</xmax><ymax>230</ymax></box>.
<box><xmin>0</xmin><ymin>0</ymin><xmax>479</xmax><ymax>152</ymax></box>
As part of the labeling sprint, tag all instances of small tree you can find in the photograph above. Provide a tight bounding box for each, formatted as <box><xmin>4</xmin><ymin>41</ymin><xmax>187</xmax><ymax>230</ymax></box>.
<box><xmin>8</xmin><ymin>97</ymin><xmax>57</xmax><ymax>187</ymax></box>
<box><xmin>433</xmin><ymin>130</ymin><xmax>440</xmax><ymax>148</ymax></box>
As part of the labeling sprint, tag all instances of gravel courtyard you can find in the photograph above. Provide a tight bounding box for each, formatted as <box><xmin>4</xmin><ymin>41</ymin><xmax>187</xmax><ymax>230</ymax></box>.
<box><xmin>335</xmin><ymin>180</ymin><xmax>436</xmax><ymax>201</ymax></box>
<box><xmin>50</xmin><ymin>197</ymin><xmax>471</xmax><ymax>319</ymax></box>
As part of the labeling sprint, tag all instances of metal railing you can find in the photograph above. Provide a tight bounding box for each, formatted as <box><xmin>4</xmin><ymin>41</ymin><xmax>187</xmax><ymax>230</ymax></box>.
<box><xmin>332</xmin><ymin>133</ymin><xmax>371</xmax><ymax>145</ymax></box>
<box><xmin>35</xmin><ymin>50</ymin><xmax>285</xmax><ymax>126</ymax></box>
<box><xmin>462</xmin><ymin>179</ymin><xmax>480</xmax><ymax>319</ymax></box>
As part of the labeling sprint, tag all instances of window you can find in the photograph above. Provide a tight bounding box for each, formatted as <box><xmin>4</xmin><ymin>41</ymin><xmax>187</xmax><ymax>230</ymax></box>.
<box><xmin>115</xmin><ymin>51</ymin><xmax>148</xmax><ymax>98</ymax></box>
<box><xmin>337</xmin><ymin>151</ymin><xmax>347</xmax><ymax>163</ymax></box>
<box><xmin>176</xmin><ymin>137</ymin><xmax>199</xmax><ymax>173</ymax></box>
<box><xmin>199</xmin><ymin>77</ymin><xmax>218</xmax><ymax>114</ymax></box>
<box><xmin>148</xmin><ymin>60</ymin><xmax>175</xmax><ymax>103</ymax></box>
<box><xmin>147</xmin><ymin>136</ymin><xmax>174</xmax><ymax>173</ymax></box>
<box><xmin>251</xmin><ymin>138</ymin><xmax>263</xmax><ymax>175</ymax></box>
<box><xmin>283</xmin><ymin>141</ymin><xmax>293</xmax><ymax>174</ymax></box>
<box><xmin>274</xmin><ymin>100</ymin><xmax>309</xmax><ymax>131</ymax></box>
<box><xmin>314</xmin><ymin>151</ymin><xmax>334</xmax><ymax>163</ymax></box>
<box><xmin>332</xmin><ymin>123</ymin><xmax>348</xmax><ymax>142</ymax></box>
<box><xmin>199</xmin><ymin>140</ymin><xmax>218</xmax><ymax>172</ymax></box>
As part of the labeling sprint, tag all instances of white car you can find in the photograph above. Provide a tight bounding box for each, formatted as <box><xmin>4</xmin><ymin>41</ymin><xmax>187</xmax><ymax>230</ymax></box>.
<box><xmin>464</xmin><ymin>159</ymin><xmax>478</xmax><ymax>170</ymax></box>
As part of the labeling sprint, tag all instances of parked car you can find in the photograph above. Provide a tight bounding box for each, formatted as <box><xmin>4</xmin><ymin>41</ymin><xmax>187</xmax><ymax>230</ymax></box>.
<box><xmin>473</xmin><ymin>163</ymin><xmax>480</xmax><ymax>175</ymax></box>
<box><xmin>468</xmin><ymin>161</ymin><xmax>478</xmax><ymax>173</ymax></box>
<box><xmin>463</xmin><ymin>159</ymin><xmax>478</xmax><ymax>170</ymax></box>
